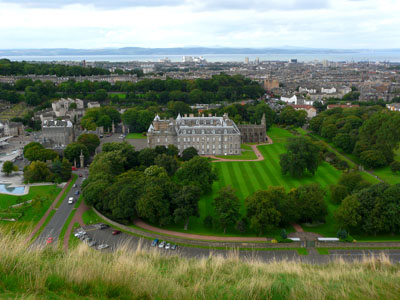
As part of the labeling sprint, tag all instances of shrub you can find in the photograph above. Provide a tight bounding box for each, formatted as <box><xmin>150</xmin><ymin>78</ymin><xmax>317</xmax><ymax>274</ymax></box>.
<box><xmin>337</xmin><ymin>229</ymin><xmax>348</xmax><ymax>240</ymax></box>
<box><xmin>280</xmin><ymin>229</ymin><xmax>287</xmax><ymax>239</ymax></box>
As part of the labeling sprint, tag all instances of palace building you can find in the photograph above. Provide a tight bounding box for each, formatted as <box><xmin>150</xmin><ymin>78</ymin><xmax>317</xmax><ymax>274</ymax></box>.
<box><xmin>147</xmin><ymin>113</ymin><xmax>242</xmax><ymax>156</ymax></box>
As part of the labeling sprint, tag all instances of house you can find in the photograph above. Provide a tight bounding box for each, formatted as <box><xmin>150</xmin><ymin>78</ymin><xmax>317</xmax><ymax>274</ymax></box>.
<box><xmin>289</xmin><ymin>104</ymin><xmax>317</xmax><ymax>118</ymax></box>
<box><xmin>88</xmin><ymin>102</ymin><xmax>101</xmax><ymax>109</ymax></box>
<box><xmin>386</xmin><ymin>103</ymin><xmax>400</xmax><ymax>111</ymax></box>
<box><xmin>4</xmin><ymin>121</ymin><xmax>24</xmax><ymax>137</ymax></box>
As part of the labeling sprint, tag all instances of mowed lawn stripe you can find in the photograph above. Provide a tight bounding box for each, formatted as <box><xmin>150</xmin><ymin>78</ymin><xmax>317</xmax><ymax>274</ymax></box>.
<box><xmin>239</xmin><ymin>162</ymin><xmax>257</xmax><ymax>195</ymax></box>
<box><xmin>249</xmin><ymin>162</ymin><xmax>269</xmax><ymax>191</ymax></box>
<box><xmin>226</xmin><ymin>163</ymin><xmax>245</xmax><ymax>200</ymax></box>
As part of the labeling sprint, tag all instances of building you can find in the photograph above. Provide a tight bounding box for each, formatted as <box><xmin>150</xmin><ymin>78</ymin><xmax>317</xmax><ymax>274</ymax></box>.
<box><xmin>327</xmin><ymin>103</ymin><xmax>360</xmax><ymax>110</ymax></box>
<box><xmin>321</xmin><ymin>87</ymin><xmax>337</xmax><ymax>94</ymax></box>
<box><xmin>87</xmin><ymin>102</ymin><xmax>101</xmax><ymax>109</ymax></box>
<box><xmin>237</xmin><ymin>114</ymin><xmax>267</xmax><ymax>143</ymax></box>
<box><xmin>52</xmin><ymin>98</ymin><xmax>84</xmax><ymax>117</ymax></box>
<box><xmin>264</xmin><ymin>79</ymin><xmax>280</xmax><ymax>91</ymax></box>
<box><xmin>4</xmin><ymin>121</ymin><xmax>24</xmax><ymax>137</ymax></box>
<box><xmin>40</xmin><ymin>119</ymin><xmax>75</xmax><ymax>148</ymax></box>
<box><xmin>147</xmin><ymin>113</ymin><xmax>242</xmax><ymax>156</ymax></box>
<box><xmin>386</xmin><ymin>103</ymin><xmax>400</xmax><ymax>111</ymax></box>
<box><xmin>289</xmin><ymin>105</ymin><xmax>317</xmax><ymax>118</ymax></box>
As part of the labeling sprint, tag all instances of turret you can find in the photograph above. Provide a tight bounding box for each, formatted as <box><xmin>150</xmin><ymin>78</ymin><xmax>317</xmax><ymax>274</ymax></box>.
<box><xmin>261</xmin><ymin>113</ymin><xmax>266</xmax><ymax>126</ymax></box>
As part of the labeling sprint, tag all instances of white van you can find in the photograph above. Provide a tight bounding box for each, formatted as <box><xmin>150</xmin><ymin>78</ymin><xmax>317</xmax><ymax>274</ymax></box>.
<box><xmin>68</xmin><ymin>197</ymin><xmax>74</xmax><ymax>204</ymax></box>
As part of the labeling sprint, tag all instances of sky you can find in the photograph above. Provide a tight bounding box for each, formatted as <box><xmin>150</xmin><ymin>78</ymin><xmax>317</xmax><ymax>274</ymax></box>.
<box><xmin>0</xmin><ymin>0</ymin><xmax>398</xmax><ymax>49</ymax></box>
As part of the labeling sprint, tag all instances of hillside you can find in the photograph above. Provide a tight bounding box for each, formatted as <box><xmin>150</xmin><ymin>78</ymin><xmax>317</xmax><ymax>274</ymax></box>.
<box><xmin>1</xmin><ymin>231</ymin><xmax>400</xmax><ymax>300</ymax></box>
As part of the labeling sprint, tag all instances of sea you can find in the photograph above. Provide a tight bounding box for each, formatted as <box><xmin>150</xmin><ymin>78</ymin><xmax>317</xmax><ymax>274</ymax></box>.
<box><xmin>2</xmin><ymin>51</ymin><xmax>400</xmax><ymax>63</ymax></box>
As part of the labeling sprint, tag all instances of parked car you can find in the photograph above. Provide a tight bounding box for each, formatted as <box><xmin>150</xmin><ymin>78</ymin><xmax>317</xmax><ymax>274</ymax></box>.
<box><xmin>98</xmin><ymin>244</ymin><xmax>109</xmax><ymax>250</ymax></box>
<box><xmin>165</xmin><ymin>243</ymin><xmax>171</xmax><ymax>250</ymax></box>
<box><xmin>68</xmin><ymin>197</ymin><xmax>74</xmax><ymax>204</ymax></box>
<box><xmin>74</xmin><ymin>190</ymin><xmax>79</xmax><ymax>195</ymax></box>
<box><xmin>158</xmin><ymin>241</ymin><xmax>166</xmax><ymax>248</ymax></box>
<box><xmin>171</xmin><ymin>244</ymin><xmax>177</xmax><ymax>250</ymax></box>
<box><xmin>96</xmin><ymin>223</ymin><xmax>109</xmax><ymax>230</ymax></box>
<box><xmin>74</xmin><ymin>231</ymin><xmax>86</xmax><ymax>238</ymax></box>
<box><xmin>112</xmin><ymin>230</ymin><xmax>121</xmax><ymax>235</ymax></box>
<box><xmin>151</xmin><ymin>239</ymin><xmax>159</xmax><ymax>247</ymax></box>
<box><xmin>46</xmin><ymin>237</ymin><xmax>53</xmax><ymax>244</ymax></box>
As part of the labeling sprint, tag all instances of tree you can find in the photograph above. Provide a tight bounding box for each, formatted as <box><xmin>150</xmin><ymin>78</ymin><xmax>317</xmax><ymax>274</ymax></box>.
<box><xmin>333</xmin><ymin>133</ymin><xmax>354</xmax><ymax>153</ymax></box>
<box><xmin>154</xmin><ymin>154</ymin><xmax>179</xmax><ymax>176</ymax></box>
<box><xmin>2</xmin><ymin>161</ymin><xmax>17</xmax><ymax>176</ymax></box>
<box><xmin>181</xmin><ymin>147</ymin><xmax>198</xmax><ymax>161</ymax></box>
<box><xmin>64</xmin><ymin>142</ymin><xmax>89</xmax><ymax>166</ymax></box>
<box><xmin>77</xmin><ymin>134</ymin><xmax>100</xmax><ymax>156</ymax></box>
<box><xmin>338</xmin><ymin>172</ymin><xmax>369</xmax><ymax>194</ymax></box>
<box><xmin>334</xmin><ymin>195</ymin><xmax>361</xmax><ymax>231</ymax></box>
<box><xmin>391</xmin><ymin>161</ymin><xmax>400</xmax><ymax>173</ymax></box>
<box><xmin>176</xmin><ymin>156</ymin><xmax>217</xmax><ymax>194</ymax></box>
<box><xmin>245</xmin><ymin>188</ymin><xmax>282</xmax><ymax>235</ymax></box>
<box><xmin>321</xmin><ymin>123</ymin><xmax>337</xmax><ymax>141</ymax></box>
<box><xmin>280</xmin><ymin>137</ymin><xmax>320</xmax><ymax>177</ymax></box>
<box><xmin>288</xmin><ymin>184</ymin><xmax>327</xmax><ymax>223</ymax></box>
<box><xmin>173</xmin><ymin>185</ymin><xmax>202</xmax><ymax>230</ymax></box>
<box><xmin>329</xmin><ymin>184</ymin><xmax>349</xmax><ymax>204</ymax></box>
<box><xmin>167</xmin><ymin>144</ymin><xmax>179</xmax><ymax>157</ymax></box>
<box><xmin>213</xmin><ymin>186</ymin><xmax>241</xmax><ymax>233</ymax></box>
<box><xmin>359</xmin><ymin>150</ymin><xmax>387</xmax><ymax>169</ymax></box>
<box><xmin>23</xmin><ymin>161</ymin><xmax>52</xmax><ymax>183</ymax></box>
<box><xmin>138</xmin><ymin>148</ymin><xmax>158</xmax><ymax>167</ymax></box>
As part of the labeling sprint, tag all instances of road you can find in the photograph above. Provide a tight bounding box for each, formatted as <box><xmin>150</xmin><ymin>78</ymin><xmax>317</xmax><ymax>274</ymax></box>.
<box><xmin>77</xmin><ymin>224</ymin><xmax>400</xmax><ymax>264</ymax></box>
<box><xmin>31</xmin><ymin>169</ymin><xmax>86</xmax><ymax>248</ymax></box>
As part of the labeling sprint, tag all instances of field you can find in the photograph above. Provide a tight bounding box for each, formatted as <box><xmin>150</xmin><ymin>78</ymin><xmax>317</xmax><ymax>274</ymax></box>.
<box><xmin>1</xmin><ymin>231</ymin><xmax>399</xmax><ymax>300</ymax></box>
<box><xmin>165</xmin><ymin>127</ymin><xmax>343</xmax><ymax>237</ymax></box>
<box><xmin>0</xmin><ymin>185</ymin><xmax>61</xmax><ymax>233</ymax></box>
<box><xmin>126</xmin><ymin>133</ymin><xmax>147</xmax><ymax>139</ymax></box>
<box><xmin>216</xmin><ymin>144</ymin><xmax>257</xmax><ymax>160</ymax></box>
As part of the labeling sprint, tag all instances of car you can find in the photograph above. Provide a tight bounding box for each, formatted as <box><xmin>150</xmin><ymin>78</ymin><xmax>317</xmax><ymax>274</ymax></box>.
<box><xmin>165</xmin><ymin>243</ymin><xmax>171</xmax><ymax>250</ymax></box>
<box><xmin>79</xmin><ymin>234</ymin><xmax>88</xmax><ymax>240</ymax></box>
<box><xmin>74</xmin><ymin>190</ymin><xmax>79</xmax><ymax>195</ymax></box>
<box><xmin>96</xmin><ymin>223</ymin><xmax>109</xmax><ymax>230</ymax></box>
<box><xmin>151</xmin><ymin>239</ymin><xmax>159</xmax><ymax>247</ymax></box>
<box><xmin>158</xmin><ymin>241</ymin><xmax>166</xmax><ymax>248</ymax></box>
<box><xmin>46</xmin><ymin>237</ymin><xmax>53</xmax><ymax>244</ymax></box>
<box><xmin>171</xmin><ymin>244</ymin><xmax>177</xmax><ymax>250</ymax></box>
<box><xmin>88</xmin><ymin>240</ymin><xmax>97</xmax><ymax>247</ymax></box>
<box><xmin>112</xmin><ymin>230</ymin><xmax>121</xmax><ymax>235</ymax></box>
<box><xmin>100</xmin><ymin>134</ymin><xmax>104</xmax><ymax>138</ymax></box>
<box><xmin>82</xmin><ymin>177</ymin><xmax>86</xmax><ymax>181</ymax></box>
<box><xmin>73</xmin><ymin>184</ymin><xmax>77</xmax><ymax>188</ymax></box>
<box><xmin>68</xmin><ymin>197</ymin><xmax>74</xmax><ymax>204</ymax></box>
<box><xmin>74</xmin><ymin>230</ymin><xmax>86</xmax><ymax>237</ymax></box>
<box><xmin>84</xmin><ymin>237</ymin><xmax>93</xmax><ymax>243</ymax></box>
<box><xmin>79</xmin><ymin>174</ymin><xmax>83</xmax><ymax>177</ymax></box>
<box><xmin>97</xmin><ymin>244</ymin><xmax>109</xmax><ymax>250</ymax></box>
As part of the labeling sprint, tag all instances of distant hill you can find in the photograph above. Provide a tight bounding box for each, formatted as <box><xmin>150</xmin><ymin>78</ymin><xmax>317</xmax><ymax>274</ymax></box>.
<box><xmin>0</xmin><ymin>47</ymin><xmax>366</xmax><ymax>56</ymax></box>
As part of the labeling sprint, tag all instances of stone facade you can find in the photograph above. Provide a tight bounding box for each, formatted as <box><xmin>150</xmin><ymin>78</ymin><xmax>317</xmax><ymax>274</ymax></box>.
<box><xmin>40</xmin><ymin>119</ymin><xmax>75</xmax><ymax>148</ymax></box>
<box><xmin>147</xmin><ymin>113</ymin><xmax>242</xmax><ymax>155</ymax></box>
<box><xmin>237</xmin><ymin>114</ymin><xmax>267</xmax><ymax>143</ymax></box>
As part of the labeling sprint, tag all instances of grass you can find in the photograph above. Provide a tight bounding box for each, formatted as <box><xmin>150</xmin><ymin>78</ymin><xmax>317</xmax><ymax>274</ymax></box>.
<box><xmin>82</xmin><ymin>209</ymin><xmax>103</xmax><ymax>225</ymax></box>
<box><xmin>68</xmin><ymin>222</ymin><xmax>81</xmax><ymax>250</ymax></box>
<box><xmin>317</xmin><ymin>248</ymin><xmax>330</xmax><ymax>255</ymax></box>
<box><xmin>126</xmin><ymin>133</ymin><xmax>147</xmax><ymax>139</ymax></box>
<box><xmin>164</xmin><ymin>126</ymin><xmax>343</xmax><ymax>237</ymax></box>
<box><xmin>216</xmin><ymin>144</ymin><xmax>258</xmax><ymax>160</ymax></box>
<box><xmin>109</xmin><ymin>92</ymin><xmax>126</xmax><ymax>99</ymax></box>
<box><xmin>56</xmin><ymin>174</ymin><xmax>77</xmax><ymax>209</ymax></box>
<box><xmin>1</xmin><ymin>231</ymin><xmax>400</xmax><ymax>300</ymax></box>
<box><xmin>297</xmin><ymin>248</ymin><xmax>308</xmax><ymax>255</ymax></box>
<box><xmin>0</xmin><ymin>185</ymin><xmax>61</xmax><ymax>233</ymax></box>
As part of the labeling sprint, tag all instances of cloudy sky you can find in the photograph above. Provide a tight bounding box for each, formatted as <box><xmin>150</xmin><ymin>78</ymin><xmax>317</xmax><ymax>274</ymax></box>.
<box><xmin>0</xmin><ymin>0</ymin><xmax>398</xmax><ymax>49</ymax></box>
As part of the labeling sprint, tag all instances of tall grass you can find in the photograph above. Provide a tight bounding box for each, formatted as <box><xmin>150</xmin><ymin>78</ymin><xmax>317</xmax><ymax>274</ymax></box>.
<box><xmin>1</xmin><ymin>230</ymin><xmax>400</xmax><ymax>299</ymax></box>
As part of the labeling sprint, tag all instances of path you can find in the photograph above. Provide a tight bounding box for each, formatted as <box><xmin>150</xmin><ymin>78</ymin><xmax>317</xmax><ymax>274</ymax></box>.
<box><xmin>63</xmin><ymin>200</ymin><xmax>90</xmax><ymax>251</ymax></box>
<box><xmin>309</xmin><ymin>131</ymin><xmax>384</xmax><ymax>183</ymax></box>
<box><xmin>27</xmin><ymin>177</ymin><xmax>72</xmax><ymax>242</ymax></box>
<box><xmin>207</xmin><ymin>135</ymin><xmax>273</xmax><ymax>163</ymax></box>
<box><xmin>134</xmin><ymin>219</ymin><xmax>268</xmax><ymax>242</ymax></box>
<box><xmin>289</xmin><ymin>223</ymin><xmax>323</xmax><ymax>240</ymax></box>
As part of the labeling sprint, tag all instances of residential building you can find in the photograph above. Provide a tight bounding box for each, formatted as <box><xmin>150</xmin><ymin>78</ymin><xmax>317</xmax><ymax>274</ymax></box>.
<box><xmin>289</xmin><ymin>105</ymin><xmax>317</xmax><ymax>118</ymax></box>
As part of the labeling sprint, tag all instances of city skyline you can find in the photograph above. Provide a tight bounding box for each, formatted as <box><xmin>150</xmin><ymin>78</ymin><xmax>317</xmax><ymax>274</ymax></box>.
<box><xmin>0</xmin><ymin>0</ymin><xmax>398</xmax><ymax>49</ymax></box>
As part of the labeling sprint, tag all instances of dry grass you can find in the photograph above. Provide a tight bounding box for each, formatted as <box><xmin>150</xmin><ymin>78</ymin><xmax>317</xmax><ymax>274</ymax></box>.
<box><xmin>0</xmin><ymin>230</ymin><xmax>400</xmax><ymax>299</ymax></box>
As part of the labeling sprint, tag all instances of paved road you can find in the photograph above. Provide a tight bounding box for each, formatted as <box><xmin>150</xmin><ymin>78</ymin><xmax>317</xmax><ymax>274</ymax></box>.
<box><xmin>31</xmin><ymin>170</ymin><xmax>87</xmax><ymax>248</ymax></box>
<box><xmin>77</xmin><ymin>225</ymin><xmax>400</xmax><ymax>264</ymax></box>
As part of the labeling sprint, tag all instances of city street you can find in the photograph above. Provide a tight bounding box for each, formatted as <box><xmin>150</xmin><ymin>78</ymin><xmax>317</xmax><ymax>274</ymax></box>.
<box><xmin>30</xmin><ymin>169</ymin><xmax>86</xmax><ymax>248</ymax></box>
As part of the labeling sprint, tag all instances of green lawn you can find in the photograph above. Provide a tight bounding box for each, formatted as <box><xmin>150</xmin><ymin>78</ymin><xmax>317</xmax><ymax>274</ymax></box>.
<box><xmin>0</xmin><ymin>185</ymin><xmax>61</xmax><ymax>233</ymax></box>
<box><xmin>126</xmin><ymin>133</ymin><xmax>147</xmax><ymax>139</ymax></box>
<box><xmin>164</xmin><ymin>126</ymin><xmax>343</xmax><ymax>237</ymax></box>
<box><xmin>82</xmin><ymin>209</ymin><xmax>103</xmax><ymax>225</ymax></box>
<box><xmin>109</xmin><ymin>93</ymin><xmax>126</xmax><ymax>99</ymax></box>
<box><xmin>372</xmin><ymin>148</ymin><xmax>400</xmax><ymax>185</ymax></box>
<box><xmin>216</xmin><ymin>144</ymin><xmax>257</xmax><ymax>160</ymax></box>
